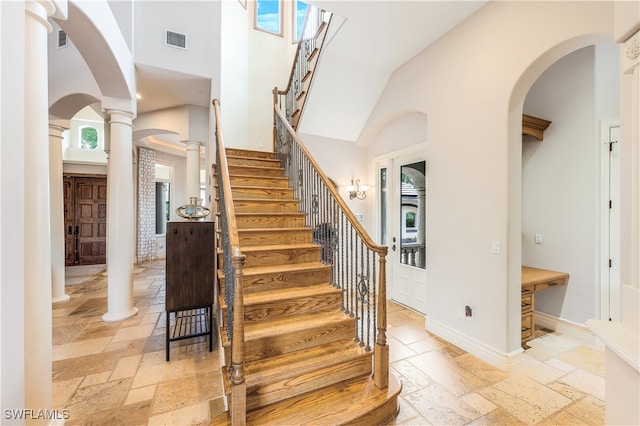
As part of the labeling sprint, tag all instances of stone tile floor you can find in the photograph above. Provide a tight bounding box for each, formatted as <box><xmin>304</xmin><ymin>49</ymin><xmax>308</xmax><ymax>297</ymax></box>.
<box><xmin>52</xmin><ymin>259</ymin><xmax>605</xmax><ymax>425</ymax></box>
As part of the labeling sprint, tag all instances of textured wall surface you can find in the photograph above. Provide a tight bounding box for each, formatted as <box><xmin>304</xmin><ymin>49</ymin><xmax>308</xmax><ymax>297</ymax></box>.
<box><xmin>137</xmin><ymin>147</ymin><xmax>157</xmax><ymax>262</ymax></box>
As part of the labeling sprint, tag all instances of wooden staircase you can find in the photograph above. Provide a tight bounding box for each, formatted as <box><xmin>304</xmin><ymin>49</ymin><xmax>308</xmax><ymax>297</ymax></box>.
<box><xmin>212</xmin><ymin>148</ymin><xmax>401</xmax><ymax>425</ymax></box>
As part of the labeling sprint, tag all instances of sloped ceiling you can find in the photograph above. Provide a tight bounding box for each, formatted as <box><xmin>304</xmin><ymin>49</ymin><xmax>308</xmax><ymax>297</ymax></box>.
<box><xmin>299</xmin><ymin>0</ymin><xmax>488</xmax><ymax>143</ymax></box>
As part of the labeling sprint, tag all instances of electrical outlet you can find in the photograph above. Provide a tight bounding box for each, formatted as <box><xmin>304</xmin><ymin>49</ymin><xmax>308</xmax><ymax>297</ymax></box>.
<box><xmin>465</xmin><ymin>305</ymin><xmax>473</xmax><ymax>321</ymax></box>
<box><xmin>535</xmin><ymin>233</ymin><xmax>543</xmax><ymax>244</ymax></box>
<box><xmin>491</xmin><ymin>241</ymin><xmax>501</xmax><ymax>254</ymax></box>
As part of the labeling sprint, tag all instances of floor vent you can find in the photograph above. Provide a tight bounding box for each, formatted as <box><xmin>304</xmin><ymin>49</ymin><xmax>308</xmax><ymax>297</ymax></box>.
<box><xmin>58</xmin><ymin>30</ymin><xmax>68</xmax><ymax>48</ymax></box>
<box><xmin>165</xmin><ymin>30</ymin><xmax>187</xmax><ymax>49</ymax></box>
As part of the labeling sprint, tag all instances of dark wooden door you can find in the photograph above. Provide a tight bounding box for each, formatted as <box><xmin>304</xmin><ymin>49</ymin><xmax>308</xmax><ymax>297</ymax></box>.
<box><xmin>64</xmin><ymin>176</ymin><xmax>107</xmax><ymax>266</ymax></box>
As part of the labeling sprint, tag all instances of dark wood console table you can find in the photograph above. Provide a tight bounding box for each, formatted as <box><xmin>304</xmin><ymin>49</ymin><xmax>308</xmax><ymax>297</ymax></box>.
<box><xmin>165</xmin><ymin>221</ymin><xmax>215</xmax><ymax>361</ymax></box>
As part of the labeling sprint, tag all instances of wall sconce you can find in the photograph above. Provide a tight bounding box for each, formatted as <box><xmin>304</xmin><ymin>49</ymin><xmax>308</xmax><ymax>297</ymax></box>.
<box><xmin>347</xmin><ymin>179</ymin><xmax>368</xmax><ymax>200</ymax></box>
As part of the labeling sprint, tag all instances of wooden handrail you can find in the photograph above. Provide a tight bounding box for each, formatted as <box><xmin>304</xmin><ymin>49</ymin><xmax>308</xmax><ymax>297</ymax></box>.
<box><xmin>278</xmin><ymin>8</ymin><xmax>330</xmax><ymax>96</ymax></box>
<box><xmin>212</xmin><ymin>99</ymin><xmax>246</xmax><ymax>424</ymax></box>
<box><xmin>273</xmin><ymin>102</ymin><xmax>389</xmax><ymax>389</ymax></box>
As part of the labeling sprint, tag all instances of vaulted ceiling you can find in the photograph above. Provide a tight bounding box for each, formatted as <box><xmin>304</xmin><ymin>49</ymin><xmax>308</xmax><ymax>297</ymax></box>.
<box><xmin>299</xmin><ymin>1</ymin><xmax>488</xmax><ymax>143</ymax></box>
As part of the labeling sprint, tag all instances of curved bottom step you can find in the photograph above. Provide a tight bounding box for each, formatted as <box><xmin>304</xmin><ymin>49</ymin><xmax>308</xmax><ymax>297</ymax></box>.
<box><xmin>212</xmin><ymin>373</ymin><xmax>401</xmax><ymax>426</ymax></box>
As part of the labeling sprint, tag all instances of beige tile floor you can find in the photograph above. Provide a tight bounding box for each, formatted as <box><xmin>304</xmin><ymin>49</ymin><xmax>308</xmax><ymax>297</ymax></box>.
<box><xmin>52</xmin><ymin>259</ymin><xmax>605</xmax><ymax>425</ymax></box>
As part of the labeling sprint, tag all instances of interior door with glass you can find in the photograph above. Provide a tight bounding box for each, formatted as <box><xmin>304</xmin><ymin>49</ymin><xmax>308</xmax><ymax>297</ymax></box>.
<box><xmin>380</xmin><ymin>155</ymin><xmax>427</xmax><ymax>313</ymax></box>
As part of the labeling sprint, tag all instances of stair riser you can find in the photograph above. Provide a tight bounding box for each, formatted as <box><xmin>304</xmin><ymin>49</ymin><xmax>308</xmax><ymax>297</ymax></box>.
<box><xmin>227</xmin><ymin>175</ymin><xmax>290</xmax><ymax>188</ymax></box>
<box><xmin>235</xmin><ymin>215</ymin><xmax>306</xmax><ymax>229</ymax></box>
<box><xmin>220</xmin><ymin>268</ymin><xmax>332</xmax><ymax>294</ymax></box>
<box><xmin>220</xmin><ymin>293</ymin><xmax>342</xmax><ymax>325</ymax></box>
<box><xmin>218</xmin><ymin>246</ymin><xmax>321</xmax><ymax>268</ymax></box>
<box><xmin>227</xmin><ymin>157</ymin><xmax>282</xmax><ymax>168</ymax></box>
<box><xmin>228</xmin><ymin>165</ymin><xmax>284</xmax><ymax>177</ymax></box>
<box><xmin>246</xmin><ymin>356</ymin><xmax>372</xmax><ymax>410</ymax></box>
<box><xmin>242</xmin><ymin>318</ymin><xmax>357</xmax><ymax>363</ymax></box>
<box><xmin>225</xmin><ymin>148</ymin><xmax>277</xmax><ymax>160</ymax></box>
<box><xmin>231</xmin><ymin>187</ymin><xmax>294</xmax><ymax>199</ymax></box>
<box><xmin>239</xmin><ymin>230</ymin><xmax>312</xmax><ymax>246</ymax></box>
<box><xmin>232</xmin><ymin>200</ymin><xmax>300</xmax><ymax>213</ymax></box>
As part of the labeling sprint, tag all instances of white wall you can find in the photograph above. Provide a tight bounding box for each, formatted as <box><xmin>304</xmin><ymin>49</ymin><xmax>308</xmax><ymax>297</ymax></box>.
<box><xmin>522</xmin><ymin>44</ymin><xmax>619</xmax><ymax>324</ymax></box>
<box><xmin>300</xmin><ymin>132</ymin><xmax>371</xmax><ymax>228</ymax></box>
<box><xmin>248</xmin><ymin>1</ymin><xmax>297</xmax><ymax>151</ymax></box>
<box><xmin>48</xmin><ymin>21</ymin><xmax>103</xmax><ymax>113</ymax></box>
<box><xmin>220</xmin><ymin>0</ymin><xmax>249</xmax><ymax>148</ymax></box>
<box><xmin>359</xmin><ymin>1</ymin><xmax>615</xmax><ymax>361</ymax></box>
<box><xmin>133</xmin><ymin>1</ymin><xmax>219</xmax><ymax>79</ymax></box>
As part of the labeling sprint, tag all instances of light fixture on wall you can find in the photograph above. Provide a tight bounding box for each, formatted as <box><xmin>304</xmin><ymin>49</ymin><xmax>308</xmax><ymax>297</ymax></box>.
<box><xmin>347</xmin><ymin>179</ymin><xmax>369</xmax><ymax>200</ymax></box>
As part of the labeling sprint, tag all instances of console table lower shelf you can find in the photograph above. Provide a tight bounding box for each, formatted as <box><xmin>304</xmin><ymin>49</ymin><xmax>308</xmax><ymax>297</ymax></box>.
<box><xmin>165</xmin><ymin>306</ymin><xmax>213</xmax><ymax>361</ymax></box>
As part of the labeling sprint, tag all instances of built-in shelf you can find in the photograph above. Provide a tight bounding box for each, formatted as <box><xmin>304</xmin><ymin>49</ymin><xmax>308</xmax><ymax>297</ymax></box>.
<box><xmin>522</xmin><ymin>114</ymin><xmax>551</xmax><ymax>141</ymax></box>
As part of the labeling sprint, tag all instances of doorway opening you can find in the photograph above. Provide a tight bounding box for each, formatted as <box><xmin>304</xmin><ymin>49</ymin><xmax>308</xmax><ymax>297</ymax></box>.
<box><xmin>378</xmin><ymin>147</ymin><xmax>427</xmax><ymax>314</ymax></box>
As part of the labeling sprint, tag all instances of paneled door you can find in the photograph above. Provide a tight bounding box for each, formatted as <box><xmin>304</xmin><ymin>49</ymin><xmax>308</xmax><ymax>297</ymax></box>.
<box><xmin>64</xmin><ymin>176</ymin><xmax>107</xmax><ymax>265</ymax></box>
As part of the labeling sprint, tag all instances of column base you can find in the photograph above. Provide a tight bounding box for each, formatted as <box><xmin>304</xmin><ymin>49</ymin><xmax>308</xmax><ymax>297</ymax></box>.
<box><xmin>102</xmin><ymin>306</ymin><xmax>138</xmax><ymax>323</ymax></box>
<box><xmin>52</xmin><ymin>294</ymin><xmax>71</xmax><ymax>303</ymax></box>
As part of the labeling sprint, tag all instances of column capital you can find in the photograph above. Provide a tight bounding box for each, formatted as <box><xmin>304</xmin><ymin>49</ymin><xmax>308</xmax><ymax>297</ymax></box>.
<box><xmin>48</xmin><ymin>124</ymin><xmax>67</xmax><ymax>139</ymax></box>
<box><xmin>106</xmin><ymin>109</ymin><xmax>136</xmax><ymax>127</ymax></box>
<box><xmin>182</xmin><ymin>140</ymin><xmax>204</xmax><ymax>148</ymax></box>
<box><xmin>25</xmin><ymin>1</ymin><xmax>56</xmax><ymax>32</ymax></box>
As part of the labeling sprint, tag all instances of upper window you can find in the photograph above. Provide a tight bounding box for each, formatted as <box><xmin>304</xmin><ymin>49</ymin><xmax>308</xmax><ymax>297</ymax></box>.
<box><xmin>80</xmin><ymin>126</ymin><xmax>98</xmax><ymax>150</ymax></box>
<box><xmin>293</xmin><ymin>1</ymin><xmax>309</xmax><ymax>42</ymax></box>
<box><xmin>255</xmin><ymin>0</ymin><xmax>282</xmax><ymax>36</ymax></box>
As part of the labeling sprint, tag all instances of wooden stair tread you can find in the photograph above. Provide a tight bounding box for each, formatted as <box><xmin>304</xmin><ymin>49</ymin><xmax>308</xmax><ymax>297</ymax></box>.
<box><xmin>244</xmin><ymin>340</ymin><xmax>370</xmax><ymax>386</ymax></box>
<box><xmin>213</xmin><ymin>374</ymin><xmax>401</xmax><ymax>426</ymax></box>
<box><xmin>224</xmin><ymin>148</ymin><xmax>277</xmax><ymax>158</ymax></box>
<box><xmin>233</xmin><ymin>212</ymin><xmax>305</xmax><ymax>217</ymax></box>
<box><xmin>214</xmin><ymin>172</ymin><xmax>288</xmax><ymax>180</ymax></box>
<box><xmin>218</xmin><ymin>261</ymin><xmax>329</xmax><ymax>278</ymax></box>
<box><xmin>216</xmin><ymin>183</ymin><xmax>292</xmax><ymax>191</ymax></box>
<box><xmin>238</xmin><ymin>227</ymin><xmax>310</xmax><ymax>232</ymax></box>
<box><xmin>226</xmin><ymin>154</ymin><xmax>280</xmax><ymax>162</ymax></box>
<box><xmin>221</xmin><ymin>283</ymin><xmax>339</xmax><ymax>307</ymax></box>
<box><xmin>252</xmin><ymin>374</ymin><xmax>401</xmax><ymax>426</ymax></box>
<box><xmin>243</xmin><ymin>310</ymin><xmax>353</xmax><ymax>340</ymax></box>
<box><xmin>217</xmin><ymin>242</ymin><xmax>319</xmax><ymax>254</ymax></box>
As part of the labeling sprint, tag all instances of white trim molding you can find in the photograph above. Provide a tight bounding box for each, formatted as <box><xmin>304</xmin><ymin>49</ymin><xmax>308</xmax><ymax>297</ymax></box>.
<box><xmin>534</xmin><ymin>310</ymin><xmax>599</xmax><ymax>346</ymax></box>
<box><xmin>425</xmin><ymin>316</ymin><xmax>527</xmax><ymax>372</ymax></box>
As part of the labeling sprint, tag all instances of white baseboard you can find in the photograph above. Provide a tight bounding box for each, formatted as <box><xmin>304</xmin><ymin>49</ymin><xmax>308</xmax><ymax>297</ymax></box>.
<box><xmin>424</xmin><ymin>316</ymin><xmax>526</xmax><ymax>372</ymax></box>
<box><xmin>534</xmin><ymin>310</ymin><xmax>599</xmax><ymax>345</ymax></box>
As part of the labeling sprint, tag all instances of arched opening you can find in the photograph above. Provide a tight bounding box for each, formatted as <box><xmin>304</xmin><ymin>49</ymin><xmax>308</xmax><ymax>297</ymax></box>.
<box><xmin>508</xmin><ymin>35</ymin><xmax>616</xmax><ymax>350</ymax></box>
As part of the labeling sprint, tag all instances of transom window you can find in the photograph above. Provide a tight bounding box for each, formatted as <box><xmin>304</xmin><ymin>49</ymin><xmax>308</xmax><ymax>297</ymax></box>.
<box><xmin>255</xmin><ymin>0</ymin><xmax>282</xmax><ymax>36</ymax></box>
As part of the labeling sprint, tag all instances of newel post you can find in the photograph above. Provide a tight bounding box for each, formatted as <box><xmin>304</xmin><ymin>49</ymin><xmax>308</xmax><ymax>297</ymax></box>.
<box><xmin>230</xmin><ymin>250</ymin><xmax>246</xmax><ymax>425</ymax></box>
<box><xmin>374</xmin><ymin>249</ymin><xmax>389</xmax><ymax>389</ymax></box>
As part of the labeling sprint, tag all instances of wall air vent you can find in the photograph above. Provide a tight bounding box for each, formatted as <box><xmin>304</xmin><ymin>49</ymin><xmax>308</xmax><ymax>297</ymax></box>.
<box><xmin>165</xmin><ymin>30</ymin><xmax>187</xmax><ymax>50</ymax></box>
<box><xmin>57</xmin><ymin>30</ymin><xmax>68</xmax><ymax>48</ymax></box>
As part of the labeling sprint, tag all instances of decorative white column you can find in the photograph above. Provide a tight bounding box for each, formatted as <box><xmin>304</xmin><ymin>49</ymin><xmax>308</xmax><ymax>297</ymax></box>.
<box><xmin>24</xmin><ymin>0</ymin><xmax>55</xmax><ymax>417</ymax></box>
<box><xmin>50</xmin><ymin>124</ymin><xmax>70</xmax><ymax>303</ymax></box>
<box><xmin>102</xmin><ymin>110</ymin><xmax>138</xmax><ymax>322</ymax></box>
<box><xmin>184</xmin><ymin>140</ymin><xmax>203</xmax><ymax>202</ymax></box>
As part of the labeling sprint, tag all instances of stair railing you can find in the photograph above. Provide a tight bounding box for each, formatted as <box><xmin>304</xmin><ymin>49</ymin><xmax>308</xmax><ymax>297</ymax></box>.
<box><xmin>274</xmin><ymin>5</ymin><xmax>331</xmax><ymax>133</ymax></box>
<box><xmin>272</xmin><ymin>102</ymin><xmax>390</xmax><ymax>390</ymax></box>
<box><xmin>212</xmin><ymin>99</ymin><xmax>247</xmax><ymax>424</ymax></box>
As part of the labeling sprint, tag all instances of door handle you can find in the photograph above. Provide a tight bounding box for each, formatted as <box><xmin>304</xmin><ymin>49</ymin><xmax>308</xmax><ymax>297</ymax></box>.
<box><xmin>68</xmin><ymin>226</ymin><xmax>72</xmax><ymax>234</ymax></box>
